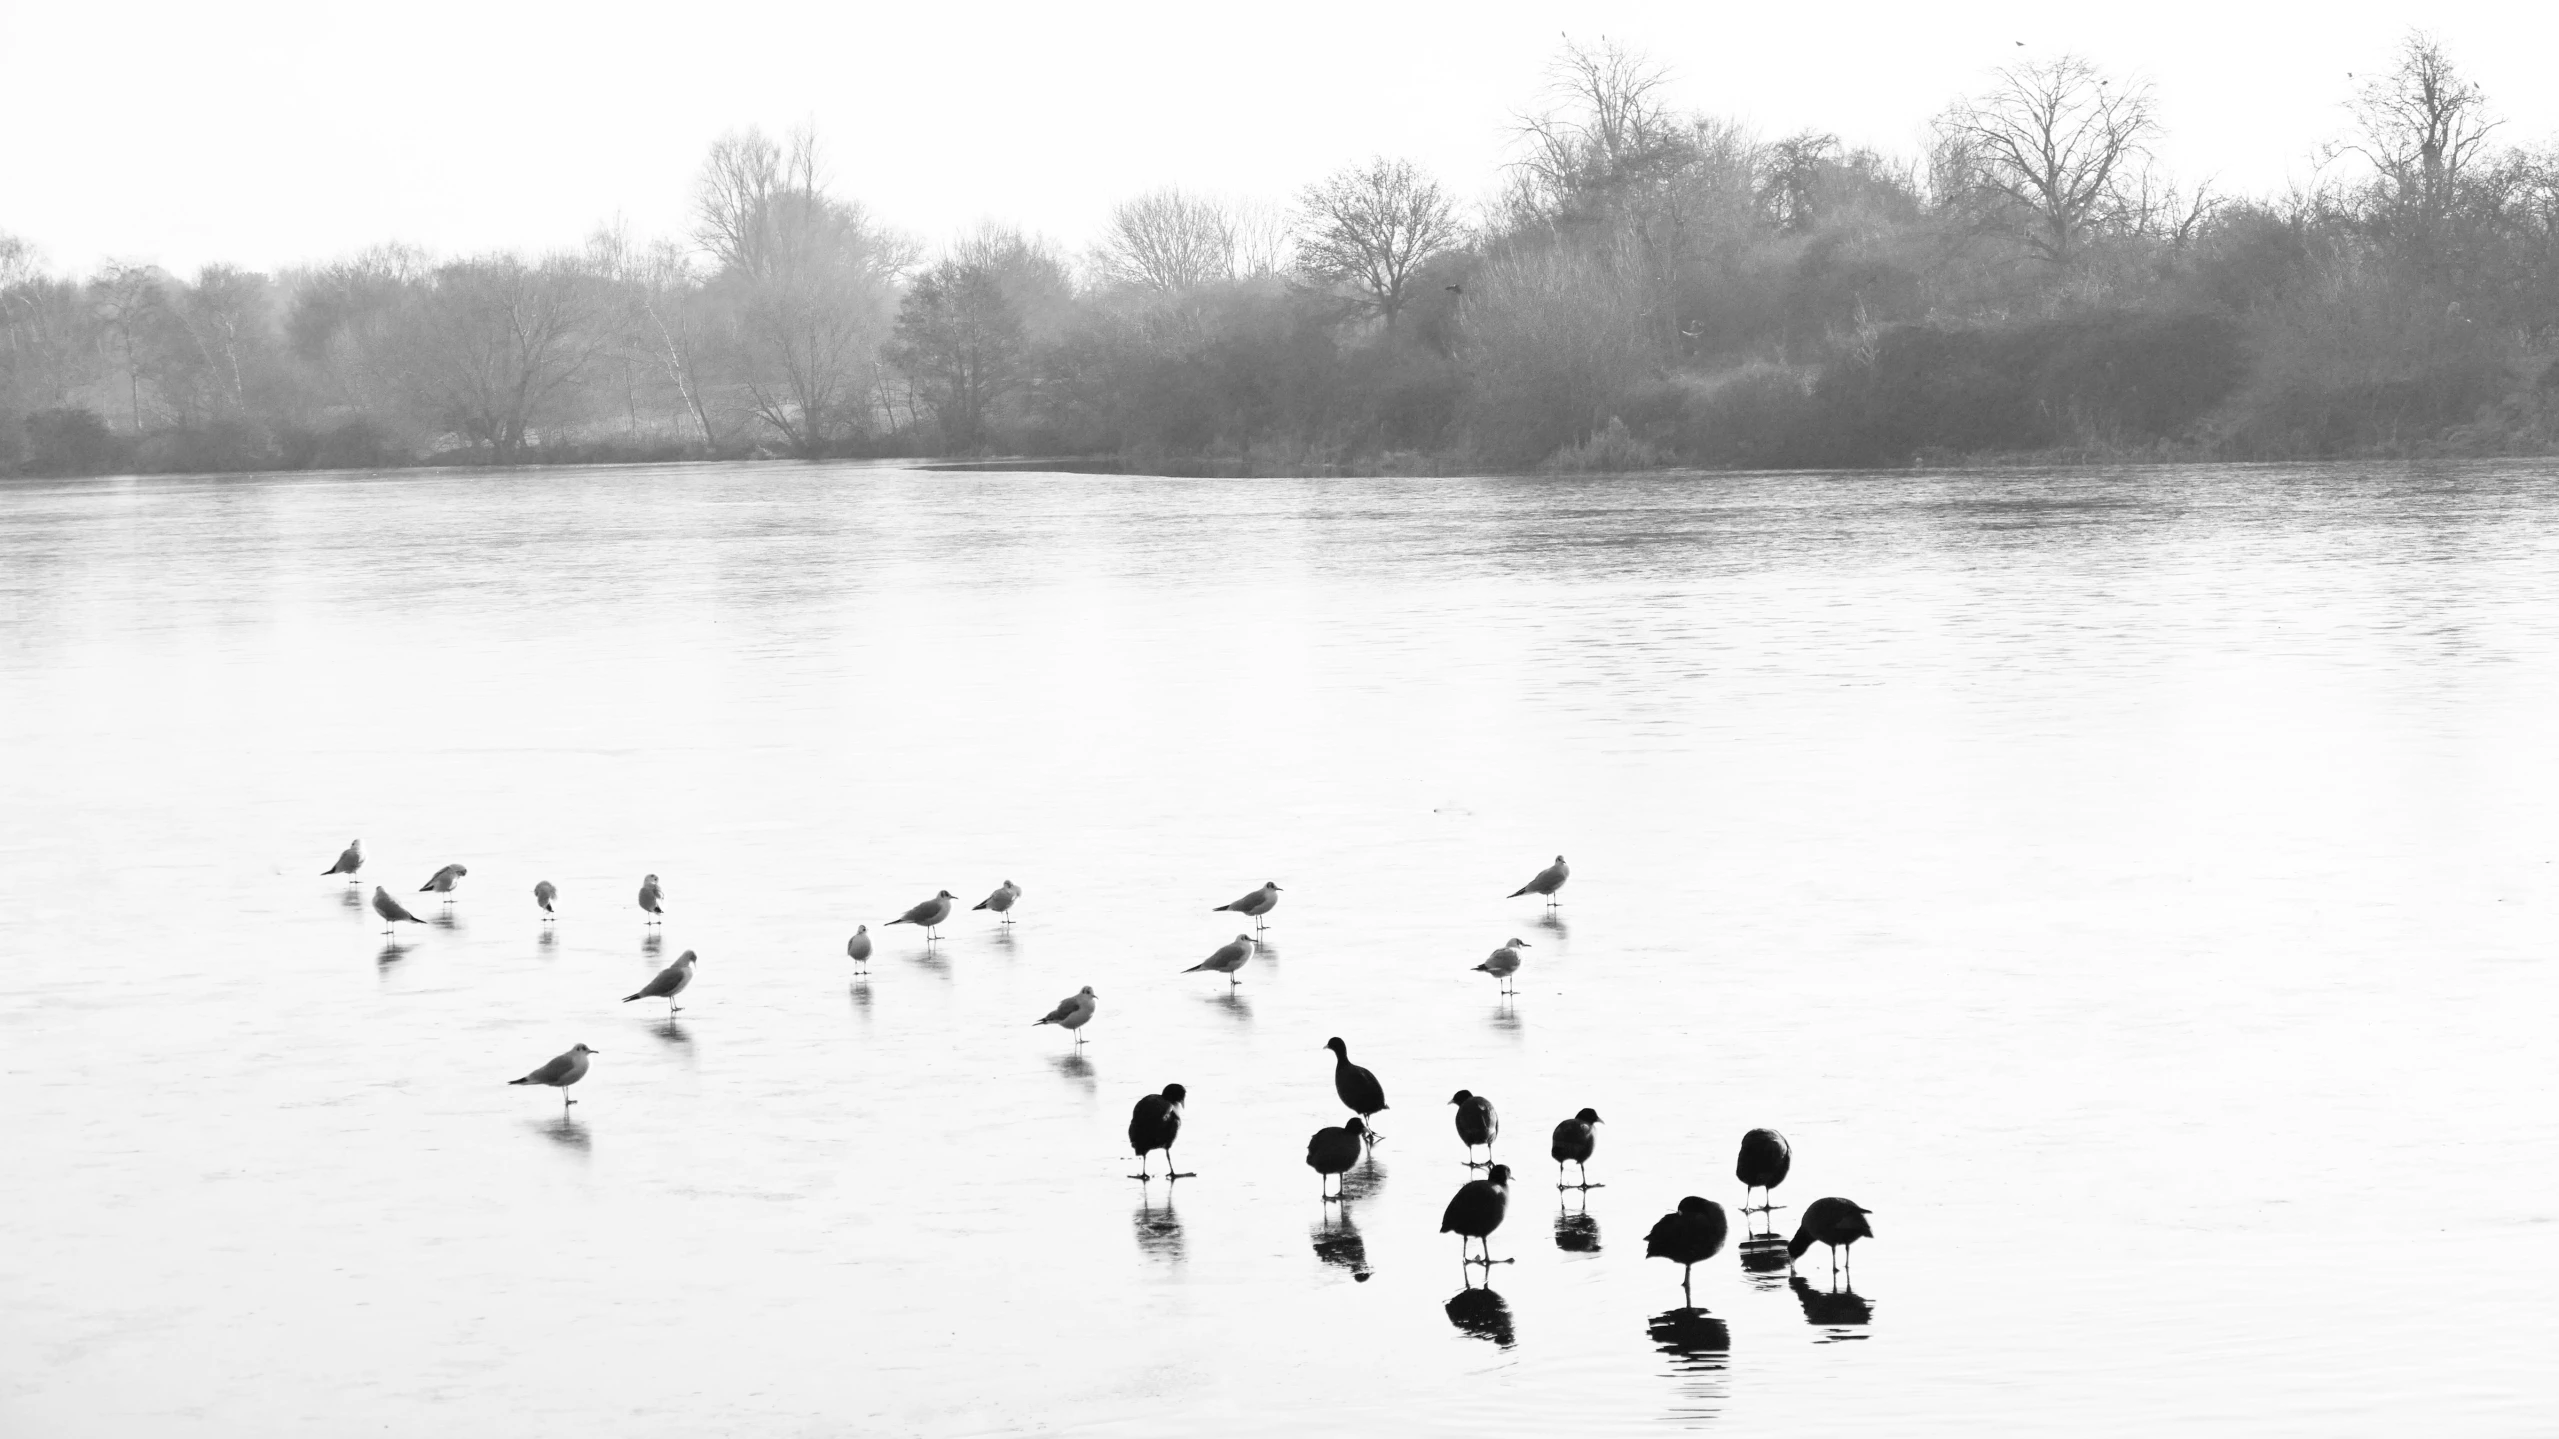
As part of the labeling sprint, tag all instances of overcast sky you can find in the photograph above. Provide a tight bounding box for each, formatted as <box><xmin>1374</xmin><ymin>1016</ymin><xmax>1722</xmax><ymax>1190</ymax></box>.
<box><xmin>3</xmin><ymin>0</ymin><xmax>2554</xmax><ymax>277</ymax></box>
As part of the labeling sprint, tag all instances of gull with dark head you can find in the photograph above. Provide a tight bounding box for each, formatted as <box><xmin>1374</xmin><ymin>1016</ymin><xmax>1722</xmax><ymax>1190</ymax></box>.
<box><xmin>1473</xmin><ymin>938</ymin><xmax>1528</xmax><ymax>993</ymax></box>
<box><xmin>623</xmin><ymin>950</ymin><xmax>697</xmax><ymax>1015</ymax></box>
<box><xmin>509</xmin><ymin>1043</ymin><xmax>596</xmax><ymax>1110</ymax></box>
<box><xmin>1035</xmin><ymin>985</ymin><xmax>1098</xmax><ymax>1043</ymax></box>
<box><xmin>891</xmin><ymin>890</ymin><xmax>957</xmax><ymax>942</ymax></box>
<box><xmin>1184</xmin><ymin>934</ymin><xmax>1256</xmax><ymax>985</ymax></box>
<box><xmin>1508</xmin><ymin>855</ymin><xmax>1568</xmax><ymax>907</ymax></box>
<box><xmin>1213</xmin><ymin>881</ymin><xmax>1281</xmax><ymax>930</ymax></box>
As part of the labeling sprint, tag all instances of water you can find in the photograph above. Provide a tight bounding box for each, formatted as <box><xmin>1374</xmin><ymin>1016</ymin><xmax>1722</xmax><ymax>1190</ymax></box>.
<box><xmin>2</xmin><ymin>461</ymin><xmax>2554</xmax><ymax>1436</ymax></box>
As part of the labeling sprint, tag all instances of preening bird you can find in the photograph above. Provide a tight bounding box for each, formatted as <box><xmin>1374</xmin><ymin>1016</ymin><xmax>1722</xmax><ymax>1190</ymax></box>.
<box><xmin>1128</xmin><ymin>1083</ymin><xmax>1191</xmax><ymax>1180</ymax></box>
<box><xmin>1036</xmin><ymin>985</ymin><xmax>1098</xmax><ymax>1042</ymax></box>
<box><xmin>508</xmin><ymin>1043</ymin><xmax>595</xmax><ymax>1109</ymax></box>
<box><xmin>419</xmin><ymin>863</ymin><xmax>468</xmax><ymax>896</ymax></box>
<box><xmin>322</xmin><ymin>839</ymin><xmax>362</xmax><ymax>878</ymax></box>
<box><xmin>1450</xmin><ymin>1090</ymin><xmax>1499</xmax><ymax>1166</ymax></box>
<box><xmin>1441</xmin><ymin>1163</ymin><xmax>1513</xmax><ymax>1264</ymax></box>
<box><xmin>371</xmin><ymin>885</ymin><xmax>426</xmax><ymax>934</ymax></box>
<box><xmin>637</xmin><ymin>874</ymin><xmax>665</xmax><ymax>923</ymax></box>
<box><xmin>1645</xmin><ymin>1196</ymin><xmax>1731</xmax><ymax>1302</ymax></box>
<box><xmin>1736</xmin><ymin>1128</ymin><xmax>1792</xmax><ymax>1215</ymax></box>
<box><xmin>1184</xmin><ymin>934</ymin><xmax>1255</xmax><ymax>985</ymax></box>
<box><xmin>890</xmin><ymin>889</ymin><xmax>957</xmax><ymax>941</ymax></box>
<box><xmin>1474</xmin><ymin>938</ymin><xmax>1529</xmax><ymax>993</ymax></box>
<box><xmin>1325</xmin><ymin>1037</ymin><xmax>1388</xmax><ymax>1135</ymax></box>
<box><xmin>1214</xmin><ymin>880</ymin><xmax>1281</xmax><ymax>929</ymax></box>
<box><xmin>1306</xmin><ymin>1117</ymin><xmax>1369</xmax><ymax>1197</ymax></box>
<box><xmin>973</xmin><ymin>880</ymin><xmax>1022</xmax><ymax>923</ymax></box>
<box><xmin>1789</xmin><ymin>1197</ymin><xmax>1874</xmax><ymax>1277</ymax></box>
<box><xmin>1550</xmin><ymin>1107</ymin><xmax>1604</xmax><ymax>1189</ymax></box>
<box><xmin>1508</xmin><ymin>855</ymin><xmax>1568</xmax><ymax>905</ymax></box>
<box><xmin>846</xmin><ymin>925</ymin><xmax>872</xmax><ymax>967</ymax></box>
<box><xmin>623</xmin><ymin>949</ymin><xmax>697</xmax><ymax>1014</ymax></box>
<box><xmin>533</xmin><ymin>880</ymin><xmax>557</xmax><ymax>916</ymax></box>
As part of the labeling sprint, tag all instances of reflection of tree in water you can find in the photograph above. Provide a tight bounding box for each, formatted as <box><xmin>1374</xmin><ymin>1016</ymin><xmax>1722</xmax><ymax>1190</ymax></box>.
<box><xmin>1133</xmin><ymin>1194</ymin><xmax>1184</xmax><ymax>1264</ymax></box>
<box><xmin>1311</xmin><ymin>1214</ymin><xmax>1371</xmax><ymax>1281</ymax></box>
<box><xmin>1648</xmin><ymin>1307</ymin><xmax>1730</xmax><ymax>1425</ymax></box>
<box><xmin>1445</xmin><ymin>1286</ymin><xmax>1514</xmax><ymax>1348</ymax></box>
<box><xmin>1791</xmin><ymin>1274</ymin><xmax>1873</xmax><ymax>1337</ymax></box>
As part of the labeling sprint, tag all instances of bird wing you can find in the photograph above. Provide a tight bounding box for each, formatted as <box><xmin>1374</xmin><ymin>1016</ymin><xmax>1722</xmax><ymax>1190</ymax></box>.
<box><xmin>519</xmin><ymin>1053</ymin><xmax>575</xmax><ymax>1084</ymax></box>
<box><xmin>628</xmin><ymin>965</ymin><xmax>681</xmax><ymax>999</ymax></box>
<box><xmin>1035</xmin><ymin>996</ymin><xmax>1078</xmax><ymax>1024</ymax></box>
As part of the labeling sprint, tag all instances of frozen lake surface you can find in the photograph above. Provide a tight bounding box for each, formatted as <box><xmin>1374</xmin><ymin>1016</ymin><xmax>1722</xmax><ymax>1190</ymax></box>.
<box><xmin>2</xmin><ymin>459</ymin><xmax>2555</xmax><ymax>1435</ymax></box>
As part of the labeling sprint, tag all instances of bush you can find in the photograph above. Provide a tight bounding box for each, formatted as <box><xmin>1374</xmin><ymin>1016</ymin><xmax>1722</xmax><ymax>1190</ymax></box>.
<box><xmin>23</xmin><ymin>407</ymin><xmax>124</xmax><ymax>476</ymax></box>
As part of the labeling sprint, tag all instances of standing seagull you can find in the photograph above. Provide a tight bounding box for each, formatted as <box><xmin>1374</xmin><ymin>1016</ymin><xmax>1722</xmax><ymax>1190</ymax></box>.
<box><xmin>1184</xmin><ymin>934</ymin><xmax>1256</xmax><ymax>985</ymax></box>
<box><xmin>846</xmin><ymin>925</ymin><xmax>872</xmax><ymax>969</ymax></box>
<box><xmin>1441</xmin><ymin>1163</ymin><xmax>1514</xmax><ymax>1265</ymax></box>
<box><xmin>509</xmin><ymin>1043</ymin><xmax>596</xmax><ymax>1111</ymax></box>
<box><xmin>1473</xmin><ymin>938</ymin><xmax>1529</xmax><ymax>993</ymax></box>
<box><xmin>890</xmin><ymin>890</ymin><xmax>957</xmax><ymax>942</ymax></box>
<box><xmin>1035</xmin><ymin>985</ymin><xmax>1098</xmax><ymax>1042</ymax></box>
<box><xmin>973</xmin><ymin>880</ymin><xmax>1022</xmax><ymax>924</ymax></box>
<box><xmin>1736</xmin><ymin>1128</ymin><xmax>1792</xmax><ymax>1218</ymax></box>
<box><xmin>1128</xmin><ymin>1083</ymin><xmax>1192</xmax><ymax>1180</ymax></box>
<box><xmin>1306</xmin><ymin>1117</ymin><xmax>1368</xmax><ymax>1197</ymax></box>
<box><xmin>1324</xmin><ymin>1037</ymin><xmax>1389</xmax><ymax>1138</ymax></box>
<box><xmin>623</xmin><ymin>949</ymin><xmax>697</xmax><ymax>1015</ymax></box>
<box><xmin>322</xmin><ymin>839</ymin><xmax>363</xmax><ymax>879</ymax></box>
<box><xmin>1550</xmin><ymin>1108</ymin><xmax>1604</xmax><ymax>1189</ymax></box>
<box><xmin>1645</xmin><ymin>1196</ymin><xmax>1731</xmax><ymax>1303</ymax></box>
<box><xmin>1450</xmin><ymin>1090</ymin><xmax>1499</xmax><ymax>1167</ymax></box>
<box><xmin>1789</xmin><ymin>1198</ymin><xmax>1874</xmax><ymax>1279</ymax></box>
<box><xmin>371</xmin><ymin>886</ymin><xmax>427</xmax><ymax>935</ymax></box>
<box><xmin>420</xmin><ymin>863</ymin><xmax>468</xmax><ymax>898</ymax></box>
<box><xmin>1508</xmin><ymin>855</ymin><xmax>1569</xmax><ymax>907</ymax></box>
<box><xmin>636</xmin><ymin>874</ymin><xmax>665</xmax><ymax>923</ymax></box>
<box><xmin>533</xmin><ymin>880</ymin><xmax>558</xmax><ymax>918</ymax></box>
<box><xmin>1213</xmin><ymin>881</ymin><xmax>1281</xmax><ymax>931</ymax></box>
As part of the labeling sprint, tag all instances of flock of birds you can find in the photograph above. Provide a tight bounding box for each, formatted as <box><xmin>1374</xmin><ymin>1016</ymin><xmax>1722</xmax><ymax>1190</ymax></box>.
<box><xmin>324</xmin><ymin>838</ymin><xmax>1876</xmax><ymax>1307</ymax></box>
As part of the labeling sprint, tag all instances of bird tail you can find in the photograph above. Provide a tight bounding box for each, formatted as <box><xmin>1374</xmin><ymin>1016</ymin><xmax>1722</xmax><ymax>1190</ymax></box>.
<box><xmin>508</xmin><ymin>1077</ymin><xmax>530</xmax><ymax>1086</ymax></box>
<box><xmin>973</xmin><ymin>899</ymin><xmax>992</xmax><ymax>910</ymax></box>
<box><xmin>1507</xmin><ymin>884</ymin><xmax>1532</xmax><ymax>898</ymax></box>
<box><xmin>1182</xmin><ymin>960</ymin><xmax>1209</xmax><ymax>972</ymax></box>
<box><xmin>1210</xmin><ymin>902</ymin><xmax>1232</xmax><ymax>912</ymax></box>
<box><xmin>621</xmin><ymin>992</ymin><xmax>643</xmax><ymax>1003</ymax></box>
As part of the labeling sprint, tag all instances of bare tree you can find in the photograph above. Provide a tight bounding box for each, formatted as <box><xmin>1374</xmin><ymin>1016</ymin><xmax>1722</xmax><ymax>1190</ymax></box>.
<box><xmin>392</xmin><ymin>254</ymin><xmax>603</xmax><ymax>464</ymax></box>
<box><xmin>1093</xmin><ymin>188</ymin><xmax>1238</xmax><ymax>292</ymax></box>
<box><xmin>1296</xmin><ymin>158</ymin><xmax>1464</xmax><ymax>327</ymax></box>
<box><xmin>1509</xmin><ymin>36</ymin><xmax>1682</xmax><ymax>220</ymax></box>
<box><xmin>2340</xmin><ymin>32</ymin><xmax>2499</xmax><ymax>214</ymax></box>
<box><xmin>1934</xmin><ymin>56</ymin><xmax>2159</xmax><ymax>265</ymax></box>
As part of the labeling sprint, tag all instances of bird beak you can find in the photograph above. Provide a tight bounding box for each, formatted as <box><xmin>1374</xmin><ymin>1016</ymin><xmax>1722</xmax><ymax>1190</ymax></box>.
<box><xmin>1519</xmin><ymin>940</ymin><xmax>1532</xmax><ymax>946</ymax></box>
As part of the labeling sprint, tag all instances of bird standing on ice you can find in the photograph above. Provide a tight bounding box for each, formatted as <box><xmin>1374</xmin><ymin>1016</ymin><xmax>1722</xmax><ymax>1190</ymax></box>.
<box><xmin>846</xmin><ymin>925</ymin><xmax>872</xmax><ymax>968</ymax></box>
<box><xmin>624</xmin><ymin>950</ymin><xmax>697</xmax><ymax>1015</ymax></box>
<box><xmin>1441</xmin><ymin>1163</ymin><xmax>1514</xmax><ymax>1266</ymax></box>
<box><xmin>973</xmin><ymin>880</ymin><xmax>1022</xmax><ymax>923</ymax></box>
<box><xmin>1646</xmin><ymin>1196</ymin><xmax>1730</xmax><ymax>1302</ymax></box>
<box><xmin>1036</xmin><ymin>985</ymin><xmax>1098</xmax><ymax>1042</ymax></box>
<box><xmin>371</xmin><ymin>886</ymin><xmax>426</xmax><ymax>934</ymax></box>
<box><xmin>1214</xmin><ymin>881</ymin><xmax>1281</xmax><ymax>930</ymax></box>
<box><xmin>420</xmin><ymin>863</ymin><xmax>468</xmax><ymax>897</ymax></box>
<box><xmin>533</xmin><ymin>880</ymin><xmax>557</xmax><ymax>917</ymax></box>
<box><xmin>891</xmin><ymin>890</ymin><xmax>957</xmax><ymax>941</ymax></box>
<box><xmin>1508</xmin><ymin>856</ymin><xmax>1568</xmax><ymax>907</ymax></box>
<box><xmin>1474</xmin><ymin>938</ymin><xmax>1528</xmax><ymax>993</ymax></box>
<box><xmin>322</xmin><ymin>840</ymin><xmax>362</xmax><ymax>879</ymax></box>
<box><xmin>1789</xmin><ymin>1197</ymin><xmax>1874</xmax><ymax>1279</ymax></box>
<box><xmin>1550</xmin><ymin>1108</ymin><xmax>1603</xmax><ymax>1189</ymax></box>
<box><xmin>1128</xmin><ymin>1083</ymin><xmax>1191</xmax><ymax>1179</ymax></box>
<box><xmin>1184</xmin><ymin>934</ymin><xmax>1256</xmax><ymax>985</ymax></box>
<box><xmin>636</xmin><ymin>874</ymin><xmax>666</xmax><ymax>923</ymax></box>
<box><xmin>509</xmin><ymin>1043</ymin><xmax>595</xmax><ymax>1110</ymax></box>
<box><xmin>1325</xmin><ymin>1037</ymin><xmax>1388</xmax><ymax>1138</ymax></box>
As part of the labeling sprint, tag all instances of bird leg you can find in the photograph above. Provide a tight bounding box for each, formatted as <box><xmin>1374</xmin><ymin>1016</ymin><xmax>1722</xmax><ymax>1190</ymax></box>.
<box><xmin>1130</xmin><ymin>1153</ymin><xmax>1152</xmax><ymax>1181</ymax></box>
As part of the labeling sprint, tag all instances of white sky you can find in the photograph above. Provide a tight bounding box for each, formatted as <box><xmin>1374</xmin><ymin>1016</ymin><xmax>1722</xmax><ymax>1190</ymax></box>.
<box><xmin>2</xmin><ymin>0</ymin><xmax>2554</xmax><ymax>277</ymax></box>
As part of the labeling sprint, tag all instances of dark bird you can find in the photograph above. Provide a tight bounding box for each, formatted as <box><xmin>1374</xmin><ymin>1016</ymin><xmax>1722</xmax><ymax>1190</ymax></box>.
<box><xmin>371</xmin><ymin>885</ymin><xmax>426</xmax><ymax>934</ymax></box>
<box><xmin>1128</xmin><ymin>1083</ymin><xmax>1192</xmax><ymax>1180</ymax></box>
<box><xmin>322</xmin><ymin>839</ymin><xmax>362</xmax><ymax>878</ymax></box>
<box><xmin>1440</xmin><ymin>1163</ymin><xmax>1514</xmax><ymax>1265</ymax></box>
<box><xmin>533</xmin><ymin>880</ymin><xmax>557</xmax><ymax>916</ymax></box>
<box><xmin>1550</xmin><ymin>1107</ymin><xmax>1604</xmax><ymax>1189</ymax></box>
<box><xmin>1789</xmin><ymin>1197</ymin><xmax>1875</xmax><ymax>1279</ymax></box>
<box><xmin>889</xmin><ymin>889</ymin><xmax>957</xmax><ymax>941</ymax></box>
<box><xmin>623</xmin><ymin>949</ymin><xmax>697</xmax><ymax>1015</ymax></box>
<box><xmin>1508</xmin><ymin>855</ymin><xmax>1569</xmax><ymax>905</ymax></box>
<box><xmin>1737</xmin><ymin>1127</ymin><xmax>1792</xmax><ymax>1217</ymax></box>
<box><xmin>1184</xmin><ymin>934</ymin><xmax>1256</xmax><ymax>985</ymax></box>
<box><xmin>508</xmin><ymin>1042</ymin><xmax>595</xmax><ymax>1110</ymax></box>
<box><xmin>1450</xmin><ymin>1090</ymin><xmax>1498</xmax><ymax>1166</ymax></box>
<box><xmin>1325</xmin><ymin>1037</ymin><xmax>1388</xmax><ymax>1137</ymax></box>
<box><xmin>1214</xmin><ymin>880</ymin><xmax>1281</xmax><ymax>929</ymax></box>
<box><xmin>637</xmin><ymin>873</ymin><xmax>665</xmax><ymax>922</ymax></box>
<box><xmin>419</xmin><ymin>863</ymin><xmax>468</xmax><ymax>896</ymax></box>
<box><xmin>973</xmin><ymin>879</ymin><xmax>1021</xmax><ymax>923</ymax></box>
<box><xmin>1645</xmin><ymin>1196</ymin><xmax>1731</xmax><ymax>1303</ymax></box>
<box><xmin>1306</xmin><ymin>1116</ymin><xmax>1368</xmax><ymax>1197</ymax></box>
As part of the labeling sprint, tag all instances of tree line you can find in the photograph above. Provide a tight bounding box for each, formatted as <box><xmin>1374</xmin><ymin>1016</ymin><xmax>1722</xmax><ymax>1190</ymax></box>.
<box><xmin>6</xmin><ymin>32</ymin><xmax>2558</xmax><ymax>478</ymax></box>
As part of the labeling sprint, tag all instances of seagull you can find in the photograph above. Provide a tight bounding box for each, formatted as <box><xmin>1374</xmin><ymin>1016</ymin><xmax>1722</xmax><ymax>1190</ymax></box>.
<box><xmin>509</xmin><ymin>1043</ymin><xmax>596</xmax><ymax>1110</ymax></box>
<box><xmin>420</xmin><ymin>863</ymin><xmax>468</xmax><ymax>897</ymax></box>
<box><xmin>1551</xmin><ymin>1108</ymin><xmax>1604</xmax><ymax>1189</ymax></box>
<box><xmin>623</xmin><ymin>949</ymin><xmax>697</xmax><ymax>1015</ymax></box>
<box><xmin>1214</xmin><ymin>881</ymin><xmax>1281</xmax><ymax>930</ymax></box>
<box><xmin>891</xmin><ymin>890</ymin><xmax>957</xmax><ymax>942</ymax></box>
<box><xmin>1737</xmin><ymin>1128</ymin><xmax>1792</xmax><ymax>1218</ymax></box>
<box><xmin>1036</xmin><ymin>985</ymin><xmax>1097</xmax><ymax>1043</ymax></box>
<box><xmin>1508</xmin><ymin>855</ymin><xmax>1568</xmax><ymax>906</ymax></box>
<box><xmin>322</xmin><ymin>839</ymin><xmax>362</xmax><ymax>879</ymax></box>
<box><xmin>1441</xmin><ymin>1163</ymin><xmax>1513</xmax><ymax>1265</ymax></box>
<box><xmin>1646</xmin><ymin>1196</ymin><xmax>1731</xmax><ymax>1303</ymax></box>
<box><xmin>1128</xmin><ymin>1083</ymin><xmax>1192</xmax><ymax>1180</ymax></box>
<box><xmin>533</xmin><ymin>880</ymin><xmax>557</xmax><ymax>917</ymax></box>
<box><xmin>1184</xmin><ymin>934</ymin><xmax>1256</xmax><ymax>985</ymax></box>
<box><xmin>1325</xmin><ymin>1037</ymin><xmax>1388</xmax><ymax>1139</ymax></box>
<box><xmin>637</xmin><ymin>874</ymin><xmax>665</xmax><ymax>923</ymax></box>
<box><xmin>973</xmin><ymin>880</ymin><xmax>1022</xmax><ymax>924</ymax></box>
<box><xmin>1306</xmin><ymin>1117</ymin><xmax>1369</xmax><ymax>1198</ymax></box>
<box><xmin>1473</xmin><ymin>938</ymin><xmax>1528</xmax><ymax>993</ymax></box>
<box><xmin>1450</xmin><ymin>1090</ymin><xmax>1499</xmax><ymax>1167</ymax></box>
<box><xmin>846</xmin><ymin>925</ymin><xmax>872</xmax><ymax>968</ymax></box>
<box><xmin>371</xmin><ymin>886</ymin><xmax>426</xmax><ymax>934</ymax></box>
<box><xmin>1789</xmin><ymin>1198</ymin><xmax>1874</xmax><ymax>1280</ymax></box>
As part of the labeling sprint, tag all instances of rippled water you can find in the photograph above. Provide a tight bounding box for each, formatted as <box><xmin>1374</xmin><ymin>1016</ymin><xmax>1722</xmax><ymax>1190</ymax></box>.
<box><xmin>3</xmin><ymin>460</ymin><xmax>2555</xmax><ymax>1436</ymax></box>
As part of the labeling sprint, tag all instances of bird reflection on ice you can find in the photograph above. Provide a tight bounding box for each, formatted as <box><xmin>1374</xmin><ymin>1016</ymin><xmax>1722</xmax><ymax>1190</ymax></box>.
<box><xmin>641</xmin><ymin>931</ymin><xmax>662</xmax><ymax>956</ymax></box>
<box><xmin>1554</xmin><ymin>1203</ymin><xmax>1600</xmax><ymax>1254</ymax></box>
<box><xmin>1051</xmin><ymin>1052</ymin><xmax>1096</xmax><ymax>1094</ymax></box>
<box><xmin>536</xmin><ymin>926</ymin><xmax>557</xmax><ymax>951</ymax></box>
<box><xmin>1792</xmin><ymin>1274</ymin><xmax>1874</xmax><ymax>1336</ymax></box>
<box><xmin>1444</xmin><ymin>1286</ymin><xmax>1514</xmax><ymax>1347</ymax></box>
<box><xmin>847</xmin><ymin>980</ymin><xmax>873</xmax><ymax>1021</ymax></box>
<box><xmin>375</xmin><ymin>941</ymin><xmax>411</xmax><ymax>969</ymax></box>
<box><xmin>1533</xmin><ymin>912</ymin><xmax>1569</xmax><ymax>939</ymax></box>
<box><xmin>533</xmin><ymin>1116</ymin><xmax>591</xmax><ymax>1155</ymax></box>
<box><xmin>337</xmin><ymin>886</ymin><xmax>361</xmax><ymax>910</ymax></box>
<box><xmin>1132</xmin><ymin>1192</ymin><xmax>1183</xmax><ymax>1263</ymax></box>
<box><xmin>1311</xmin><ymin>1212</ymin><xmax>1371</xmax><ymax>1281</ymax></box>
<box><xmin>651</xmin><ymin>1018</ymin><xmax>693</xmax><ymax>1054</ymax></box>
<box><xmin>1648</xmin><ymin>1308</ymin><xmax>1730</xmax><ymax>1426</ymax></box>
<box><xmin>1202</xmin><ymin>988</ymin><xmax>1252</xmax><ymax>1021</ymax></box>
